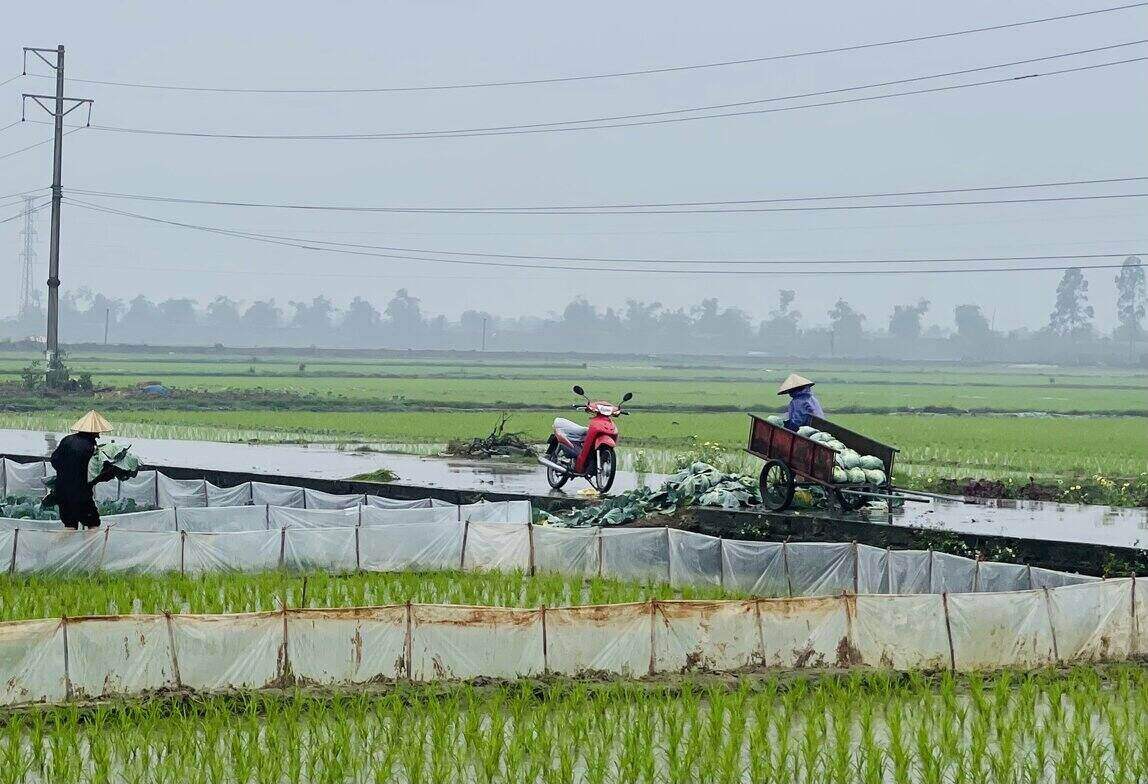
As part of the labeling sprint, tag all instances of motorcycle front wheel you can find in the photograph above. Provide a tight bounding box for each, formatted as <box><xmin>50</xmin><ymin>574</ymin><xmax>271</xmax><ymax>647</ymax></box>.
<box><xmin>545</xmin><ymin>441</ymin><xmax>570</xmax><ymax>489</ymax></box>
<box><xmin>591</xmin><ymin>446</ymin><xmax>617</xmax><ymax>494</ymax></box>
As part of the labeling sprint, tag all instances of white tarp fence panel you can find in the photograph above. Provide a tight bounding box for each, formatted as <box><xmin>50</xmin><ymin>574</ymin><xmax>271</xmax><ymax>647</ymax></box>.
<box><xmin>1046</xmin><ymin>579</ymin><xmax>1133</xmax><ymax>663</ymax></box>
<box><xmin>720</xmin><ymin>539</ymin><xmax>788</xmax><ymax>596</ymax></box>
<box><xmin>183</xmin><ymin>530</ymin><xmax>282</xmax><ymax>574</ymax></box>
<box><xmin>976</xmin><ymin>560</ymin><xmax>1031</xmax><ymax>593</ymax></box>
<box><xmin>206</xmin><ymin>482</ymin><xmax>253</xmax><ymax>507</ymax></box>
<box><xmin>270</xmin><ymin>506</ymin><xmax>358</xmax><ymax>530</ymax></box>
<box><xmin>358</xmin><ymin>522</ymin><xmax>464</xmax><ymax>572</ymax></box>
<box><xmin>461</xmin><ymin>501</ymin><xmax>532</xmax><ymax>524</ymax></box>
<box><xmin>157</xmin><ymin>475</ymin><xmax>208</xmax><ymax>508</ymax></box>
<box><xmin>366</xmin><ymin>496</ymin><xmax>439</xmax><ymax>510</ymax></box>
<box><xmin>410</xmin><ymin>605</ymin><xmax>544</xmax><ymax>681</ymax></box>
<box><xmin>462</xmin><ymin>523</ymin><xmax>531</xmax><ymax>572</ymax></box>
<box><xmin>286</xmin><ymin>607</ymin><xmax>407</xmax><ymax>685</ymax></box>
<box><xmin>947</xmin><ymin>589</ymin><xmax>1057</xmax><ymax>669</ymax></box>
<box><xmin>102</xmin><ymin>530</ymin><xmax>183</xmax><ymax>573</ymax></box>
<box><xmin>758</xmin><ymin>595</ymin><xmax>849</xmax><ymax>668</ymax></box>
<box><xmin>787</xmin><ymin>542</ymin><xmax>856</xmax><ymax>597</ymax></box>
<box><xmin>360</xmin><ymin>505</ymin><xmax>459</xmax><ymax>526</ymax></box>
<box><xmin>0</xmin><ymin>619</ymin><xmax>67</xmax><ymax>705</ymax></box>
<box><xmin>251</xmin><ymin>482</ymin><xmax>305</xmax><ymax>508</ymax></box>
<box><xmin>108</xmin><ymin>508</ymin><xmax>176</xmax><ymax>532</ymax></box>
<box><xmin>600</xmin><ymin>528</ymin><xmax>670</xmax><ymax>585</ymax></box>
<box><xmin>532</xmin><ymin>526</ymin><xmax>599</xmax><ymax>577</ymax></box>
<box><xmin>930</xmin><ymin>552</ymin><xmax>977</xmax><ymax>594</ymax></box>
<box><xmin>1</xmin><ymin>583</ymin><xmax>1146</xmax><ymax>705</ymax></box>
<box><xmin>178</xmin><ymin>505</ymin><xmax>267</xmax><ymax>533</ymax></box>
<box><xmin>13</xmin><ymin>529</ymin><xmax>107</xmax><ymax>575</ymax></box>
<box><xmin>67</xmin><ymin>616</ymin><xmax>177</xmax><ymax>699</ymax></box>
<box><xmin>545</xmin><ymin>603</ymin><xmax>651</xmax><ymax>677</ymax></box>
<box><xmin>888</xmin><ymin>549</ymin><xmax>931</xmax><ymax>594</ymax></box>
<box><xmin>2</xmin><ymin>459</ymin><xmax>46</xmax><ymax>498</ymax></box>
<box><xmin>118</xmin><ymin>471</ymin><xmax>158</xmax><ymax>506</ymax></box>
<box><xmin>283</xmin><ymin>527</ymin><xmax>358</xmax><ymax>573</ymax></box>
<box><xmin>654</xmin><ymin>600</ymin><xmax>759</xmax><ymax>672</ymax></box>
<box><xmin>303</xmin><ymin>488</ymin><xmax>366</xmax><ymax>510</ymax></box>
<box><xmin>170</xmin><ymin>613</ymin><xmax>284</xmax><ymax>690</ymax></box>
<box><xmin>667</xmin><ymin>529</ymin><xmax>722</xmax><ymax>588</ymax></box>
<box><xmin>856</xmin><ymin>544</ymin><xmax>888</xmax><ymax>594</ymax></box>
<box><xmin>853</xmin><ymin>594</ymin><xmax>952</xmax><ymax>671</ymax></box>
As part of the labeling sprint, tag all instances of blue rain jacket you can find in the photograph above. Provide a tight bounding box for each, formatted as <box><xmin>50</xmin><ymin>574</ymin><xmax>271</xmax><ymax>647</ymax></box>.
<box><xmin>783</xmin><ymin>389</ymin><xmax>824</xmax><ymax>430</ymax></box>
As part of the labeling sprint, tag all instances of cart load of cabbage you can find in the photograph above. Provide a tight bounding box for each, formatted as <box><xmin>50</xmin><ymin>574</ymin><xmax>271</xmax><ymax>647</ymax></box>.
<box><xmin>544</xmin><ymin>461</ymin><xmax>764</xmax><ymax>528</ymax></box>
<box><xmin>765</xmin><ymin>416</ymin><xmax>887</xmax><ymax>485</ymax></box>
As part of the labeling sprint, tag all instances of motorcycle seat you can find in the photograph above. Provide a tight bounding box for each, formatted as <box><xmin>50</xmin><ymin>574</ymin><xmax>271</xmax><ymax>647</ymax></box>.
<box><xmin>553</xmin><ymin>417</ymin><xmax>588</xmax><ymax>442</ymax></box>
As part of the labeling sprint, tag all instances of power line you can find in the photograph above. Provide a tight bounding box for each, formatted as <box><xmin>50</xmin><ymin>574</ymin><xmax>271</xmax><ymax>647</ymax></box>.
<box><xmin>0</xmin><ymin>197</ymin><xmax>50</xmax><ymax>225</ymax></box>
<box><xmin>27</xmin><ymin>2</ymin><xmax>1148</xmax><ymax>93</ymax></box>
<box><xmin>0</xmin><ymin>75</ymin><xmax>20</xmax><ymax>89</ymax></box>
<box><xmin>67</xmin><ymin>175</ymin><xmax>1148</xmax><ymax>213</ymax></box>
<box><xmin>76</xmin><ymin>56</ymin><xmax>1148</xmax><ymax>141</ymax></box>
<box><xmin>0</xmin><ymin>120</ymin><xmax>22</xmax><ymax>134</ymax></box>
<box><xmin>65</xmin><ymin>199</ymin><xmax>1144</xmax><ymax>276</ymax></box>
<box><xmin>0</xmin><ymin>126</ymin><xmax>83</xmax><ymax>162</ymax></box>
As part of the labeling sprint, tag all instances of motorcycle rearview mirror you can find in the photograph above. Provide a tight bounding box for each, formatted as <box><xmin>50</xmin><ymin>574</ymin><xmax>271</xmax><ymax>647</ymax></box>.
<box><xmin>572</xmin><ymin>385</ymin><xmax>585</xmax><ymax>397</ymax></box>
<box><xmin>622</xmin><ymin>392</ymin><xmax>633</xmax><ymax>402</ymax></box>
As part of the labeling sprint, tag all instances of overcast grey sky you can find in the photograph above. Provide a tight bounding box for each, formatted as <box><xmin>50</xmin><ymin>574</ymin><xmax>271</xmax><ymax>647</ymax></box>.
<box><xmin>3</xmin><ymin>1</ymin><xmax>1146</xmax><ymax>332</ymax></box>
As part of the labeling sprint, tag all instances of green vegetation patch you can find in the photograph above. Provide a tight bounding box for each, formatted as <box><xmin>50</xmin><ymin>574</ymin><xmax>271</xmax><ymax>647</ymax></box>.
<box><xmin>0</xmin><ymin>570</ymin><xmax>743</xmax><ymax>624</ymax></box>
<box><xmin>2</xmin><ymin>667</ymin><xmax>1144</xmax><ymax>783</ymax></box>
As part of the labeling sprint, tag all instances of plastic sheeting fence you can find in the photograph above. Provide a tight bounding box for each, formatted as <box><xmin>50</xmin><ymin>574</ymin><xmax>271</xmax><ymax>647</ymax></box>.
<box><xmin>0</xmin><ymin>519</ymin><xmax>1101</xmax><ymax>594</ymax></box>
<box><xmin>1</xmin><ymin>459</ymin><xmax>460</xmax><ymax>510</ymax></box>
<box><xmin>0</xmin><ymin>578</ymin><xmax>1144</xmax><ymax>706</ymax></box>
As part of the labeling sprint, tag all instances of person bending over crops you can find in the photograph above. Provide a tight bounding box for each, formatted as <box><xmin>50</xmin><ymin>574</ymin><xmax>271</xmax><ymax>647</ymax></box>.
<box><xmin>778</xmin><ymin>374</ymin><xmax>824</xmax><ymax>431</ymax></box>
<box><xmin>47</xmin><ymin>411</ymin><xmax>113</xmax><ymax>530</ymax></box>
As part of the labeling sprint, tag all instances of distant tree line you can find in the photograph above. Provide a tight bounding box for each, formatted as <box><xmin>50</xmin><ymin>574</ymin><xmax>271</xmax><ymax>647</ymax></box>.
<box><xmin>2</xmin><ymin>259</ymin><xmax>1144</xmax><ymax>365</ymax></box>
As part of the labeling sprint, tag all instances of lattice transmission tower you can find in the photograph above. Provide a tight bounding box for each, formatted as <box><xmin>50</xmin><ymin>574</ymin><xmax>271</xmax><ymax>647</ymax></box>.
<box><xmin>18</xmin><ymin>195</ymin><xmax>38</xmax><ymax>318</ymax></box>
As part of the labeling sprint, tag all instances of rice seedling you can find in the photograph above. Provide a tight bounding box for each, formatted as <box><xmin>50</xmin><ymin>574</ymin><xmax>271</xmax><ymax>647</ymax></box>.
<box><xmin>2</xmin><ymin>667</ymin><xmax>1139</xmax><ymax>783</ymax></box>
<box><xmin>0</xmin><ymin>569</ymin><xmax>745</xmax><ymax>624</ymax></box>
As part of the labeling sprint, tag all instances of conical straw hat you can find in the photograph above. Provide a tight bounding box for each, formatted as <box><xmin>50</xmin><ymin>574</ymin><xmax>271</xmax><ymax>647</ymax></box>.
<box><xmin>777</xmin><ymin>373</ymin><xmax>815</xmax><ymax>395</ymax></box>
<box><xmin>70</xmin><ymin>410</ymin><xmax>112</xmax><ymax>433</ymax></box>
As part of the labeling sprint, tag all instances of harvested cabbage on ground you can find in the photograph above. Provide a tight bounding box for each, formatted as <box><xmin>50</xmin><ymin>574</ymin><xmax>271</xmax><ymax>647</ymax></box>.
<box><xmin>545</xmin><ymin>462</ymin><xmax>763</xmax><ymax>528</ymax></box>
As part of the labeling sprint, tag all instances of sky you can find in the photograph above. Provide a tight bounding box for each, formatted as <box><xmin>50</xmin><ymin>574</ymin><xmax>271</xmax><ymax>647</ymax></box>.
<box><xmin>2</xmin><ymin>1</ymin><xmax>1146</xmax><ymax>333</ymax></box>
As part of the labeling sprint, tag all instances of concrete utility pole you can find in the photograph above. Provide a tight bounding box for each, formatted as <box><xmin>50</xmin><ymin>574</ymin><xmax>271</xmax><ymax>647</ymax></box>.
<box><xmin>21</xmin><ymin>45</ymin><xmax>92</xmax><ymax>363</ymax></box>
<box><xmin>17</xmin><ymin>195</ymin><xmax>37</xmax><ymax>318</ymax></box>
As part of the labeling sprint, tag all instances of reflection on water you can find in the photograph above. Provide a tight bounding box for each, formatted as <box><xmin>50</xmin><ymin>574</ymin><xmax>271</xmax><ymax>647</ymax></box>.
<box><xmin>869</xmin><ymin>495</ymin><xmax>1147</xmax><ymax>550</ymax></box>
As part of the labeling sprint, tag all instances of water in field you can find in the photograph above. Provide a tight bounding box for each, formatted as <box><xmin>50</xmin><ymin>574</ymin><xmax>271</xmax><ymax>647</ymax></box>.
<box><xmin>0</xmin><ymin>429</ymin><xmax>662</xmax><ymax>495</ymax></box>
<box><xmin>876</xmin><ymin>496</ymin><xmax>1148</xmax><ymax>550</ymax></box>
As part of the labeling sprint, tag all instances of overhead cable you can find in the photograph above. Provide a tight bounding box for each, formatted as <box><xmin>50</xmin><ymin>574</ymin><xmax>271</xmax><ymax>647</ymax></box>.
<box><xmin>66</xmin><ymin>175</ymin><xmax>1148</xmax><ymax>213</ymax></box>
<box><xmin>27</xmin><ymin>2</ymin><xmax>1148</xmax><ymax>93</ymax></box>
<box><xmin>64</xmin><ymin>199</ymin><xmax>1144</xmax><ymax>276</ymax></box>
<box><xmin>76</xmin><ymin>56</ymin><xmax>1148</xmax><ymax>140</ymax></box>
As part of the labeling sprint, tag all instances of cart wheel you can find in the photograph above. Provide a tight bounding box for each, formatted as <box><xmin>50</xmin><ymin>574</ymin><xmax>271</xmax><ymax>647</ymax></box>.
<box><xmin>759</xmin><ymin>460</ymin><xmax>795</xmax><ymax>511</ymax></box>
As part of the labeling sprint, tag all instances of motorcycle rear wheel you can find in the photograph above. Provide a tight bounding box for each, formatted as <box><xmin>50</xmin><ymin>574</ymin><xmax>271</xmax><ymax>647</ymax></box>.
<box><xmin>591</xmin><ymin>446</ymin><xmax>617</xmax><ymax>494</ymax></box>
<box><xmin>545</xmin><ymin>442</ymin><xmax>570</xmax><ymax>489</ymax></box>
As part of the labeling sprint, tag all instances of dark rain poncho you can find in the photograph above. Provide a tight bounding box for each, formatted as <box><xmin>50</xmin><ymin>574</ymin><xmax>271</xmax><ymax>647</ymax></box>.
<box><xmin>48</xmin><ymin>432</ymin><xmax>101</xmax><ymax>528</ymax></box>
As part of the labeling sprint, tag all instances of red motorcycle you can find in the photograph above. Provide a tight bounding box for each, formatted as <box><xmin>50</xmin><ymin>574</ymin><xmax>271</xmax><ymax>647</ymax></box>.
<box><xmin>540</xmin><ymin>385</ymin><xmax>632</xmax><ymax>493</ymax></box>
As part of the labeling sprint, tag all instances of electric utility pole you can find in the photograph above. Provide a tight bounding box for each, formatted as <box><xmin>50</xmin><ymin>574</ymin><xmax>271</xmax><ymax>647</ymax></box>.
<box><xmin>17</xmin><ymin>195</ymin><xmax>37</xmax><ymax>319</ymax></box>
<box><xmin>21</xmin><ymin>45</ymin><xmax>92</xmax><ymax>363</ymax></box>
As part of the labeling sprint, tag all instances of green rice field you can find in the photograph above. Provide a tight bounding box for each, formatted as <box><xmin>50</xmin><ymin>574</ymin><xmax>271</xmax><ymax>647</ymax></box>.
<box><xmin>2</xmin><ymin>667</ymin><xmax>1144</xmax><ymax>783</ymax></box>
<box><xmin>2</xmin><ymin>350</ymin><xmax>1145</xmax><ymax>487</ymax></box>
<box><xmin>2</xmin><ymin>566</ymin><xmax>1146</xmax><ymax>783</ymax></box>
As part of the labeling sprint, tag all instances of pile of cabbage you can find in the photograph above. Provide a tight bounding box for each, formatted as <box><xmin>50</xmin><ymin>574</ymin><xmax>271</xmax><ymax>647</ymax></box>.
<box><xmin>544</xmin><ymin>462</ymin><xmax>761</xmax><ymax>528</ymax></box>
<box><xmin>765</xmin><ymin>416</ymin><xmax>888</xmax><ymax>486</ymax></box>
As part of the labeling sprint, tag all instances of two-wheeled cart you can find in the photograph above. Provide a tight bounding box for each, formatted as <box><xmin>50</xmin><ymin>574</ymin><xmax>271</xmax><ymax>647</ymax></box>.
<box><xmin>746</xmin><ymin>413</ymin><xmax>909</xmax><ymax>512</ymax></box>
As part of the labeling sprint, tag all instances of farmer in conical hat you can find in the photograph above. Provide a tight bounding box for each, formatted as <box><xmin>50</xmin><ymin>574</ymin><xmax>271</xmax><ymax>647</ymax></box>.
<box><xmin>777</xmin><ymin>374</ymin><xmax>824</xmax><ymax>431</ymax></box>
<box><xmin>48</xmin><ymin>411</ymin><xmax>113</xmax><ymax>529</ymax></box>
